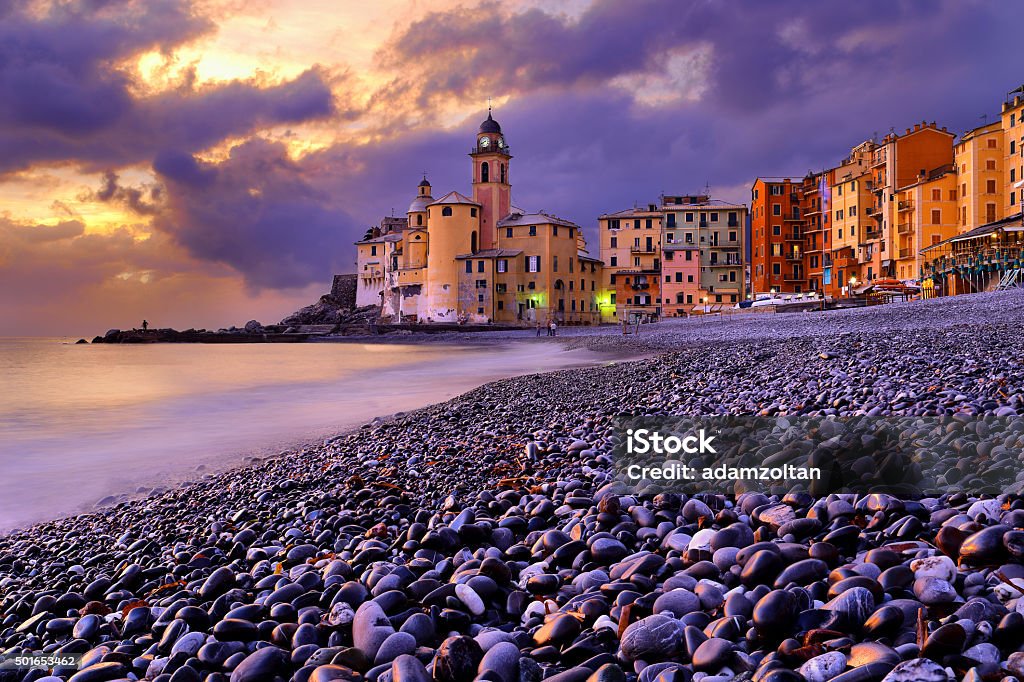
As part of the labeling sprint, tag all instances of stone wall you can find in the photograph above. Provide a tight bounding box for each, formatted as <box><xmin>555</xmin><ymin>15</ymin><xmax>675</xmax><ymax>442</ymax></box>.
<box><xmin>331</xmin><ymin>274</ymin><xmax>357</xmax><ymax>308</ymax></box>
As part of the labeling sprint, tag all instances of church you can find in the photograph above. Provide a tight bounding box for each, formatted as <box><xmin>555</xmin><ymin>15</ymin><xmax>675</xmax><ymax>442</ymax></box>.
<box><xmin>355</xmin><ymin>111</ymin><xmax>605</xmax><ymax>325</ymax></box>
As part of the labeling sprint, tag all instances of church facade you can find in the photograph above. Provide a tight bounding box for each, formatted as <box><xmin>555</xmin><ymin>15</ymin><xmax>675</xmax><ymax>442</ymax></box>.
<box><xmin>355</xmin><ymin>112</ymin><xmax>605</xmax><ymax>325</ymax></box>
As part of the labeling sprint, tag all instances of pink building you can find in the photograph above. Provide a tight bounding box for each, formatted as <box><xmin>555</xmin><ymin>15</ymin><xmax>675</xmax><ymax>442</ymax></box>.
<box><xmin>662</xmin><ymin>243</ymin><xmax>701</xmax><ymax>316</ymax></box>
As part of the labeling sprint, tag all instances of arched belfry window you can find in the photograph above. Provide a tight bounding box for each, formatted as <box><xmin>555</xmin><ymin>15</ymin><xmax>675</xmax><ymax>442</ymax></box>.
<box><xmin>416</xmin><ymin>214</ymin><xmax>423</xmax><ymax>226</ymax></box>
<box><xmin>471</xmin><ymin>231</ymin><xmax>478</xmax><ymax>253</ymax></box>
<box><xmin>501</xmin><ymin>164</ymin><xmax>506</xmax><ymax>183</ymax></box>
<box><xmin>481</xmin><ymin>162</ymin><xmax>489</xmax><ymax>183</ymax></box>
<box><xmin>442</xmin><ymin>206</ymin><xmax>453</xmax><ymax>217</ymax></box>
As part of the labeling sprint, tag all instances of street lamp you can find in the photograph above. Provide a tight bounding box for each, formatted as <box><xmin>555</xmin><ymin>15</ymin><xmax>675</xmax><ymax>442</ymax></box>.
<box><xmin>849</xmin><ymin>276</ymin><xmax>858</xmax><ymax>297</ymax></box>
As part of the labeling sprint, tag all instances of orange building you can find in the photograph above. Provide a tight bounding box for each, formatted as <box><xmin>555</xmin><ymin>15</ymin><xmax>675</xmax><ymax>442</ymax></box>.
<box><xmin>801</xmin><ymin>170</ymin><xmax>834</xmax><ymax>295</ymax></box>
<box><xmin>1002</xmin><ymin>94</ymin><xmax>1024</xmax><ymax>218</ymax></box>
<box><xmin>751</xmin><ymin>178</ymin><xmax>802</xmax><ymax>294</ymax></box>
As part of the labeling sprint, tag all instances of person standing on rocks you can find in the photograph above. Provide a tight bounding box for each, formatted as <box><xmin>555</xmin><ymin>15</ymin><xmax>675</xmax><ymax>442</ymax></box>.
<box><xmin>142</xmin><ymin>319</ymin><xmax>148</xmax><ymax>331</ymax></box>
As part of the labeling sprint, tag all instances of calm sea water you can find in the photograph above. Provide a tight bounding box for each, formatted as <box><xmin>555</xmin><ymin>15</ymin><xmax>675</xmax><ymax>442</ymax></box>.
<box><xmin>0</xmin><ymin>338</ymin><xmax>600</xmax><ymax>532</ymax></box>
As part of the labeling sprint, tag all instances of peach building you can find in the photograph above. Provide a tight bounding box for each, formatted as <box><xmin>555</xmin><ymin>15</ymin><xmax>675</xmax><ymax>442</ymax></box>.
<box><xmin>1002</xmin><ymin>94</ymin><xmax>1024</xmax><ymax>218</ymax></box>
<box><xmin>661</xmin><ymin>243</ymin><xmax>700</xmax><ymax>316</ymax></box>
<box><xmin>894</xmin><ymin>167</ymin><xmax>958</xmax><ymax>280</ymax></box>
<box><xmin>955</xmin><ymin>121</ymin><xmax>1004</xmax><ymax>231</ymax></box>
<box><xmin>354</xmin><ymin>110</ymin><xmax>603</xmax><ymax>325</ymax></box>
<box><xmin>597</xmin><ymin>205</ymin><xmax>662</xmax><ymax>322</ymax></box>
<box><xmin>830</xmin><ymin>142</ymin><xmax>876</xmax><ymax>292</ymax></box>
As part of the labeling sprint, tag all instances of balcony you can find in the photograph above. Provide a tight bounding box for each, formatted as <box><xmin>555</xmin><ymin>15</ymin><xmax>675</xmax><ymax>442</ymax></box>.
<box><xmin>783</xmin><ymin>274</ymin><xmax>807</xmax><ymax>282</ymax></box>
<box><xmin>708</xmin><ymin>259</ymin><xmax>742</xmax><ymax>267</ymax></box>
<box><xmin>789</xmin><ymin>193</ymin><xmax>799</xmax><ymax>202</ymax></box>
<box><xmin>899</xmin><ymin>248</ymin><xmax>913</xmax><ymax>259</ymax></box>
<box><xmin>898</xmin><ymin>200</ymin><xmax>913</xmax><ymax>212</ymax></box>
<box><xmin>863</xmin><ymin>227</ymin><xmax>881</xmax><ymax>240</ymax></box>
<box><xmin>784</xmin><ymin>233</ymin><xmax>803</xmax><ymax>241</ymax></box>
<box><xmin>897</xmin><ymin>222</ymin><xmax>912</xmax><ymax>234</ymax></box>
<box><xmin>865</xmin><ymin>205</ymin><xmax>882</xmax><ymax>218</ymax></box>
<box><xmin>630</xmin><ymin>245</ymin><xmax>657</xmax><ymax>254</ymax></box>
<box><xmin>360</xmin><ymin>268</ymin><xmax>383</xmax><ymax>279</ymax></box>
<box><xmin>785</xmin><ymin>251</ymin><xmax>802</xmax><ymax>261</ymax></box>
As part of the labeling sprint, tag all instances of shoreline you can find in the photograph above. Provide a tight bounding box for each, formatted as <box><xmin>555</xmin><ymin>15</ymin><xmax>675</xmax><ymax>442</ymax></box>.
<box><xmin>2</xmin><ymin>289</ymin><xmax>1024</xmax><ymax>682</ymax></box>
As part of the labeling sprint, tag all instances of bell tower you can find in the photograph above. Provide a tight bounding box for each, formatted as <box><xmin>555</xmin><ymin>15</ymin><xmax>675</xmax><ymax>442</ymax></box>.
<box><xmin>470</xmin><ymin>107</ymin><xmax>511</xmax><ymax>250</ymax></box>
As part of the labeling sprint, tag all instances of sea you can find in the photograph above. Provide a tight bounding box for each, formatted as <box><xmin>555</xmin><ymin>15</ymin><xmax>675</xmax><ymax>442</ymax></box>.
<box><xmin>0</xmin><ymin>337</ymin><xmax>602</xmax><ymax>532</ymax></box>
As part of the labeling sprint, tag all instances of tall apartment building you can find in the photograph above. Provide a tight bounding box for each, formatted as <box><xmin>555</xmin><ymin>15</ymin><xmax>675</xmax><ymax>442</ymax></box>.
<box><xmin>955</xmin><ymin>122</ymin><xmax>1004</xmax><ymax>231</ymax></box>
<box><xmin>867</xmin><ymin>123</ymin><xmax>955</xmax><ymax>280</ymax></box>
<box><xmin>597</xmin><ymin>205</ymin><xmax>662</xmax><ymax>321</ymax></box>
<box><xmin>894</xmin><ymin>167</ymin><xmax>958</xmax><ymax>280</ymax></box>
<box><xmin>801</xmin><ymin>170</ymin><xmax>833</xmax><ymax>295</ymax></box>
<box><xmin>1003</xmin><ymin>94</ymin><xmax>1024</xmax><ymax>217</ymax></box>
<box><xmin>750</xmin><ymin>178</ymin><xmax>800</xmax><ymax>294</ymax></box>
<box><xmin>662</xmin><ymin>195</ymin><xmax>747</xmax><ymax>308</ymax></box>
<box><xmin>831</xmin><ymin>142</ymin><xmax>877</xmax><ymax>292</ymax></box>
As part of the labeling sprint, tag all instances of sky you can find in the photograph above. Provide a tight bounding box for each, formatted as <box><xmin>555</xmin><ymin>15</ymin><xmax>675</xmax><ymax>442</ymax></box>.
<box><xmin>2</xmin><ymin>0</ymin><xmax>1023</xmax><ymax>336</ymax></box>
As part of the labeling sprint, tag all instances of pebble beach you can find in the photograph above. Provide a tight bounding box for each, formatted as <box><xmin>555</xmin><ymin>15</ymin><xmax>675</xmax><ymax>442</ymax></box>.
<box><xmin>4</xmin><ymin>290</ymin><xmax>1024</xmax><ymax>682</ymax></box>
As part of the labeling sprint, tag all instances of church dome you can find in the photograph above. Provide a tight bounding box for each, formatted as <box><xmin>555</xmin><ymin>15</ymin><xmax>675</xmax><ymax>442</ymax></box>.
<box><xmin>479</xmin><ymin>112</ymin><xmax>501</xmax><ymax>134</ymax></box>
<box><xmin>418</xmin><ymin>177</ymin><xmax>431</xmax><ymax>188</ymax></box>
<box><xmin>408</xmin><ymin>195</ymin><xmax>432</xmax><ymax>213</ymax></box>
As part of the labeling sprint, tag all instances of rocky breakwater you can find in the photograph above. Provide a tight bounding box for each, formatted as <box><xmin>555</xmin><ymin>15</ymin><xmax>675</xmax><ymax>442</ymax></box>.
<box><xmin>5</xmin><ymin>293</ymin><xmax>1024</xmax><ymax>681</ymax></box>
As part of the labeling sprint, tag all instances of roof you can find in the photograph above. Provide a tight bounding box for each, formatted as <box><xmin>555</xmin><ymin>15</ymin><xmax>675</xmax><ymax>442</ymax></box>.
<box><xmin>599</xmin><ymin>206</ymin><xmax>661</xmax><ymax>219</ymax></box>
<box><xmin>455</xmin><ymin>248</ymin><xmax>523</xmax><ymax>259</ymax></box>
<box><xmin>497</xmin><ymin>211</ymin><xmax>579</xmax><ymax>228</ymax></box>
<box><xmin>922</xmin><ymin>212</ymin><xmax>1024</xmax><ymax>251</ymax></box>
<box><xmin>356</xmin><ymin>233</ymin><xmax>403</xmax><ymax>245</ymax></box>
<box><xmin>578</xmin><ymin>253</ymin><xmax>603</xmax><ymax>263</ymax></box>
<box><xmin>661</xmin><ymin>199</ymin><xmax>747</xmax><ymax>211</ymax></box>
<box><xmin>418</xmin><ymin>177</ymin><xmax>431</xmax><ymax>187</ymax></box>
<box><xmin>480</xmin><ymin>112</ymin><xmax>501</xmax><ymax>134</ymax></box>
<box><xmin>428</xmin><ymin>190</ymin><xmax>480</xmax><ymax>207</ymax></box>
<box><xmin>408</xmin><ymin>194</ymin><xmax>433</xmax><ymax>213</ymax></box>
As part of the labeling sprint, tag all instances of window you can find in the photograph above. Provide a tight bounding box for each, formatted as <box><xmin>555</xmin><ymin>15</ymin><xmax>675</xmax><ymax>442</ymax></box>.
<box><xmin>608</xmin><ymin>219</ymin><xmax>620</xmax><ymax>229</ymax></box>
<box><xmin>497</xmin><ymin>301</ymin><xmax>504</xmax><ymax>310</ymax></box>
<box><xmin>553</xmin><ymin>226</ymin><xmax>558</xmax><ymax>236</ymax></box>
<box><xmin>772</xmin><ymin>225</ymin><xmax>781</xmax><ymax>235</ymax></box>
<box><xmin>729</xmin><ymin>231</ymin><xmax>737</xmax><ymax>242</ymax></box>
<box><xmin>465</xmin><ymin>261</ymin><xmax>472</xmax><ymax>273</ymax></box>
<box><xmin>478</xmin><ymin>261</ymin><xmax>485</xmax><ymax>273</ymax></box>
<box><xmin>501</xmin><ymin>164</ymin><xmax>506</xmax><ymax>183</ymax></box>
<box><xmin>442</xmin><ymin>206</ymin><xmax>453</xmax><ymax>217</ymax></box>
<box><xmin>481</xmin><ymin>162</ymin><xmax>489</xmax><ymax>182</ymax></box>
<box><xmin>370</xmin><ymin>245</ymin><xmax>377</xmax><ymax>256</ymax></box>
<box><xmin>610</xmin><ymin>236</ymin><xmax>618</xmax><ymax>248</ymax></box>
<box><xmin>477</xmin><ymin>307</ymin><xmax>483</xmax><ymax>314</ymax></box>
<box><xmin>710</xmin><ymin>213</ymin><xmax>719</xmax><ymax>222</ymax></box>
<box><xmin>685</xmin><ymin>251</ymin><xmax>692</xmax><ymax>261</ymax></box>
<box><xmin>931</xmin><ymin>189</ymin><xmax>941</xmax><ymax>201</ymax></box>
<box><xmin>496</xmin><ymin>283</ymin><xmax>507</xmax><ymax>293</ymax></box>
<box><xmin>646</xmin><ymin>219</ymin><xmax>653</xmax><ymax>229</ymax></box>
<box><xmin>610</xmin><ymin>256</ymin><xmax>617</xmax><ymax>266</ymax></box>
<box><xmin>770</xmin><ymin>184</ymin><xmax>783</xmax><ymax>196</ymax></box>
<box><xmin>687</xmin><ymin>275</ymin><xmax>694</xmax><ymax>283</ymax></box>
<box><xmin>772</xmin><ymin>244</ymin><xmax>782</xmax><ymax>256</ymax></box>
<box><xmin>506</xmin><ymin>227</ymin><xmax>513</xmax><ymax>238</ymax></box>
<box><xmin>986</xmin><ymin>203</ymin><xmax>997</xmax><ymax>223</ymax></box>
<box><xmin>416</xmin><ymin>214</ymin><xmax>423</xmax><ymax>226</ymax></box>
<box><xmin>772</xmin><ymin>204</ymin><xmax>781</xmax><ymax>216</ymax></box>
<box><xmin>931</xmin><ymin>209</ymin><xmax>941</xmax><ymax>224</ymax></box>
<box><xmin>667</xmin><ymin>214</ymin><xmax>677</xmax><ymax>228</ymax></box>
<box><xmin>685</xmin><ymin>212</ymin><xmax>694</xmax><ymax>222</ymax></box>
<box><xmin>961</xmin><ymin>183</ymin><xmax>967</xmax><ymax>198</ymax></box>
<box><xmin>470</xmin><ymin>208</ymin><xmax>477</xmax><ymax>217</ymax></box>
<box><xmin>475</xmin><ymin>279</ymin><xmax>487</xmax><ymax>288</ymax></box>
<box><xmin>529</xmin><ymin>225</ymin><xmax>536</xmax><ymax>236</ymax></box>
<box><xmin>987</xmin><ymin>180</ymin><xmax>997</xmax><ymax>194</ymax></box>
<box><xmin>553</xmin><ymin>256</ymin><xmax>558</xmax><ymax>272</ymax></box>
<box><xmin>526</xmin><ymin>256</ymin><xmax>540</xmax><ymax>272</ymax></box>
<box><xmin>850</xmin><ymin>206</ymin><xmax>857</xmax><ymax>216</ymax></box>
<box><xmin>772</xmin><ymin>263</ymin><xmax>781</xmax><ymax>275</ymax></box>
<box><xmin>610</xmin><ymin>293</ymin><xmax>616</xmax><ymax>304</ymax></box>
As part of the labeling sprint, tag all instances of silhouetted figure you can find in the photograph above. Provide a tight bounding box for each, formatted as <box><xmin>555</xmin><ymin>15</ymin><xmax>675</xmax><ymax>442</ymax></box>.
<box><xmin>142</xmin><ymin>319</ymin><xmax>149</xmax><ymax>331</ymax></box>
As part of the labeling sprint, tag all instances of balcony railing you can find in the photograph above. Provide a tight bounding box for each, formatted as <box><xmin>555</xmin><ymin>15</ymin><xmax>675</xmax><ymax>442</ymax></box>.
<box><xmin>708</xmin><ymin>259</ymin><xmax>742</xmax><ymax>267</ymax></box>
<box><xmin>360</xmin><ymin>268</ymin><xmax>383</xmax><ymax>279</ymax></box>
<box><xmin>897</xmin><ymin>222</ymin><xmax>912</xmax><ymax>234</ymax></box>
<box><xmin>898</xmin><ymin>200</ymin><xmax>913</xmax><ymax>211</ymax></box>
<box><xmin>630</xmin><ymin>245</ymin><xmax>657</xmax><ymax>254</ymax></box>
<box><xmin>785</xmin><ymin>252</ymin><xmax>802</xmax><ymax>261</ymax></box>
<box><xmin>899</xmin><ymin>248</ymin><xmax>912</xmax><ymax>258</ymax></box>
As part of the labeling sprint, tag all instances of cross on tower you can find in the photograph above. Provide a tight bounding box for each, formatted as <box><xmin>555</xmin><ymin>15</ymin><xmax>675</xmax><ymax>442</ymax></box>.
<box><xmin>487</xmin><ymin>97</ymin><xmax>492</xmax><ymax>115</ymax></box>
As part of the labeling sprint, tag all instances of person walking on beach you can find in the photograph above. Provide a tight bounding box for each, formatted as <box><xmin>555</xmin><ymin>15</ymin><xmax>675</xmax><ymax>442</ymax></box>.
<box><xmin>549</xmin><ymin>320</ymin><xmax>557</xmax><ymax>337</ymax></box>
<box><xmin>142</xmin><ymin>319</ymin><xmax>148</xmax><ymax>331</ymax></box>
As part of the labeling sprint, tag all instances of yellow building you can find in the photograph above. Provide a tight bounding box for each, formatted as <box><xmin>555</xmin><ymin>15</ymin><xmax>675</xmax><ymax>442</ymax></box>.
<box><xmin>1002</xmin><ymin>93</ymin><xmax>1024</xmax><ymax>218</ymax></box>
<box><xmin>354</xmin><ymin>110</ymin><xmax>604</xmax><ymax>325</ymax></box>
<box><xmin>597</xmin><ymin>205</ymin><xmax>662</xmax><ymax>322</ymax></box>
<box><xmin>955</xmin><ymin>122</ymin><xmax>1003</xmax><ymax>231</ymax></box>
<box><xmin>894</xmin><ymin>168</ymin><xmax>958</xmax><ymax>280</ymax></box>
<box><xmin>829</xmin><ymin>143</ymin><xmax>876</xmax><ymax>290</ymax></box>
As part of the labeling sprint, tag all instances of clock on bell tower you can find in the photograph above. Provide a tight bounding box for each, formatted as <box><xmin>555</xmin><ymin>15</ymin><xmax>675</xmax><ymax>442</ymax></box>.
<box><xmin>470</xmin><ymin>108</ymin><xmax>511</xmax><ymax>251</ymax></box>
